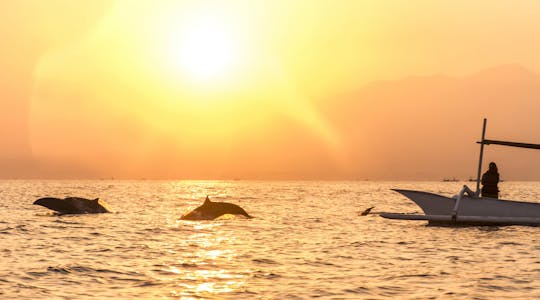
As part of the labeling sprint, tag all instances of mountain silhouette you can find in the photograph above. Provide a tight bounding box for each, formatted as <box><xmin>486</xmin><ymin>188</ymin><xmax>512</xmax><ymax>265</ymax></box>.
<box><xmin>323</xmin><ymin>64</ymin><xmax>540</xmax><ymax>180</ymax></box>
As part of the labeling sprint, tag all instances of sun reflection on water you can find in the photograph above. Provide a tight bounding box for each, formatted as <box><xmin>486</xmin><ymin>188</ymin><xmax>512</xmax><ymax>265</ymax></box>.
<box><xmin>162</xmin><ymin>222</ymin><xmax>248</xmax><ymax>299</ymax></box>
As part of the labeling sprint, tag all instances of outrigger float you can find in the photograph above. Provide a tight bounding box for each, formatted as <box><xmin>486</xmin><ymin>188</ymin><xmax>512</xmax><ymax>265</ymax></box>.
<box><xmin>382</xmin><ymin>119</ymin><xmax>540</xmax><ymax>226</ymax></box>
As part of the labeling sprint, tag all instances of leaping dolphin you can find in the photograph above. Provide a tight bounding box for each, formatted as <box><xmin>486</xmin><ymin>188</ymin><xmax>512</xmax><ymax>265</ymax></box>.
<box><xmin>180</xmin><ymin>196</ymin><xmax>252</xmax><ymax>220</ymax></box>
<box><xmin>33</xmin><ymin>197</ymin><xmax>111</xmax><ymax>214</ymax></box>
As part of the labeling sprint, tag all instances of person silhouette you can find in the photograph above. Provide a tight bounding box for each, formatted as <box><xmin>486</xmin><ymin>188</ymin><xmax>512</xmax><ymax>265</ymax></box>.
<box><xmin>481</xmin><ymin>162</ymin><xmax>500</xmax><ymax>198</ymax></box>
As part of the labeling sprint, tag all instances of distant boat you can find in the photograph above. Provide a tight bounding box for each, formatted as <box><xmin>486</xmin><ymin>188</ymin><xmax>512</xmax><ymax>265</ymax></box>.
<box><xmin>442</xmin><ymin>177</ymin><xmax>459</xmax><ymax>182</ymax></box>
<box><xmin>467</xmin><ymin>176</ymin><xmax>503</xmax><ymax>182</ymax></box>
<box><xmin>382</xmin><ymin>119</ymin><xmax>540</xmax><ymax>226</ymax></box>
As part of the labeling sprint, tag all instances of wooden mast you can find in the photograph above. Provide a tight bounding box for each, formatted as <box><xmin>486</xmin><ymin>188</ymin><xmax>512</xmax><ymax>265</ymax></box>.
<box><xmin>475</xmin><ymin>118</ymin><xmax>487</xmax><ymax>196</ymax></box>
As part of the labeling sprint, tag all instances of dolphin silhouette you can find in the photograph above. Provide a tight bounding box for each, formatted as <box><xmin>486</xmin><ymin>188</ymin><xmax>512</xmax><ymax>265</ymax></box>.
<box><xmin>180</xmin><ymin>196</ymin><xmax>252</xmax><ymax>220</ymax></box>
<box><xmin>359</xmin><ymin>206</ymin><xmax>375</xmax><ymax>216</ymax></box>
<box><xmin>33</xmin><ymin>197</ymin><xmax>111</xmax><ymax>214</ymax></box>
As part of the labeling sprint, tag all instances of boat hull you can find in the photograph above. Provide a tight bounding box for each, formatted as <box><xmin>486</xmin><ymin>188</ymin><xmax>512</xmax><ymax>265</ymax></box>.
<box><xmin>386</xmin><ymin>189</ymin><xmax>540</xmax><ymax>225</ymax></box>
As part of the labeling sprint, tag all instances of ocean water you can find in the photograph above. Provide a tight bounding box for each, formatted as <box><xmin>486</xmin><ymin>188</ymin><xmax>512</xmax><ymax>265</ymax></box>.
<box><xmin>1</xmin><ymin>180</ymin><xmax>540</xmax><ymax>299</ymax></box>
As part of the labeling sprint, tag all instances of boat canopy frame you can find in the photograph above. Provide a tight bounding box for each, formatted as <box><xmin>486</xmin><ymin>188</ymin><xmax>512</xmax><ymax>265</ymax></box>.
<box><xmin>474</xmin><ymin>118</ymin><xmax>540</xmax><ymax>196</ymax></box>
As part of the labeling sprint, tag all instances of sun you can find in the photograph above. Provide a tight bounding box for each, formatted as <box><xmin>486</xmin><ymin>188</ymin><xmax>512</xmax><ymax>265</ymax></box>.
<box><xmin>170</xmin><ymin>17</ymin><xmax>240</xmax><ymax>82</ymax></box>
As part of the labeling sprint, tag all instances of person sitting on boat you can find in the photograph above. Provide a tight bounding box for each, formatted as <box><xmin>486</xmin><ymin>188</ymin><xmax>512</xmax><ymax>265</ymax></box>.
<box><xmin>481</xmin><ymin>162</ymin><xmax>500</xmax><ymax>198</ymax></box>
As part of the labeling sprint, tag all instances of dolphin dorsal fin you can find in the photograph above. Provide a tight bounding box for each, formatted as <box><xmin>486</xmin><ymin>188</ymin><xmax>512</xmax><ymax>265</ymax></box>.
<box><xmin>204</xmin><ymin>196</ymin><xmax>211</xmax><ymax>204</ymax></box>
<box><xmin>93</xmin><ymin>198</ymin><xmax>100</xmax><ymax>202</ymax></box>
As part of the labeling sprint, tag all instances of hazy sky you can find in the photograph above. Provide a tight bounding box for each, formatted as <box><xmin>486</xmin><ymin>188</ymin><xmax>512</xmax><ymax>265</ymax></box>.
<box><xmin>2</xmin><ymin>0</ymin><xmax>540</xmax><ymax>179</ymax></box>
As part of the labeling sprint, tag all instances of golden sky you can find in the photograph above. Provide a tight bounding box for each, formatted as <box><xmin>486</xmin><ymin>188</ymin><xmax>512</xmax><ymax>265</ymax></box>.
<box><xmin>2</xmin><ymin>0</ymin><xmax>540</xmax><ymax>179</ymax></box>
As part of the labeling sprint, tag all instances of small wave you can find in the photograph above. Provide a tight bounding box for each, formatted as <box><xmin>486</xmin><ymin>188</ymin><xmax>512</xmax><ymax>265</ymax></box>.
<box><xmin>142</xmin><ymin>227</ymin><xmax>165</xmax><ymax>233</ymax></box>
<box><xmin>151</xmin><ymin>268</ymin><xmax>183</xmax><ymax>276</ymax></box>
<box><xmin>395</xmin><ymin>256</ymin><xmax>414</xmax><ymax>261</ymax></box>
<box><xmin>376</xmin><ymin>285</ymin><xmax>408</xmax><ymax>296</ymax></box>
<box><xmin>252</xmin><ymin>271</ymin><xmax>281</xmax><ymax>279</ymax></box>
<box><xmin>234</xmin><ymin>196</ymin><xmax>259</xmax><ymax>200</ymax></box>
<box><xmin>43</xmin><ymin>265</ymin><xmax>140</xmax><ymax>277</ymax></box>
<box><xmin>477</xmin><ymin>283</ymin><xmax>509</xmax><ymax>291</ymax></box>
<box><xmin>0</xmin><ymin>227</ymin><xmax>12</xmax><ymax>234</ymax></box>
<box><xmin>492</xmin><ymin>274</ymin><xmax>513</xmax><ymax>280</ymax></box>
<box><xmin>53</xmin><ymin>219</ymin><xmax>83</xmax><ymax>225</ymax></box>
<box><xmin>61</xmin><ymin>236</ymin><xmax>94</xmax><ymax>241</ymax></box>
<box><xmin>47</xmin><ymin>266</ymin><xmax>72</xmax><ymax>274</ymax></box>
<box><xmin>228</xmin><ymin>289</ymin><xmax>259</xmax><ymax>297</ymax></box>
<box><xmin>41</xmin><ymin>225</ymin><xmax>90</xmax><ymax>230</ymax></box>
<box><xmin>179</xmin><ymin>262</ymin><xmax>198</xmax><ymax>268</ymax></box>
<box><xmin>343</xmin><ymin>286</ymin><xmax>370</xmax><ymax>294</ymax></box>
<box><xmin>136</xmin><ymin>281</ymin><xmax>163</xmax><ymax>287</ymax></box>
<box><xmin>15</xmin><ymin>282</ymin><xmax>42</xmax><ymax>289</ymax></box>
<box><xmin>0</xmin><ymin>225</ymin><xmax>30</xmax><ymax>234</ymax></box>
<box><xmin>252</xmin><ymin>258</ymin><xmax>279</xmax><ymax>265</ymax></box>
<box><xmin>27</xmin><ymin>271</ymin><xmax>50</xmax><ymax>277</ymax></box>
<box><xmin>439</xmin><ymin>271</ymin><xmax>451</xmax><ymax>275</ymax></box>
<box><xmin>84</xmin><ymin>248</ymin><xmax>112</xmax><ymax>253</ymax></box>
<box><xmin>396</xmin><ymin>241</ymin><xmax>413</xmax><ymax>245</ymax></box>
<box><xmin>349</xmin><ymin>241</ymin><xmax>373</xmax><ymax>247</ymax></box>
<box><xmin>384</xmin><ymin>273</ymin><xmax>436</xmax><ymax>280</ymax></box>
<box><xmin>498</xmin><ymin>241</ymin><xmax>522</xmax><ymax>246</ymax></box>
<box><xmin>309</xmin><ymin>289</ymin><xmax>340</xmax><ymax>298</ymax></box>
<box><xmin>304</xmin><ymin>259</ymin><xmax>338</xmax><ymax>267</ymax></box>
<box><xmin>153</xmin><ymin>262</ymin><xmax>199</xmax><ymax>270</ymax></box>
<box><xmin>35</xmin><ymin>212</ymin><xmax>56</xmax><ymax>217</ymax></box>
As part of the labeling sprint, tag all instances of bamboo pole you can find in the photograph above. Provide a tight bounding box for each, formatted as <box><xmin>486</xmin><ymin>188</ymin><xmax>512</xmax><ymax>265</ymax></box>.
<box><xmin>475</xmin><ymin>118</ymin><xmax>487</xmax><ymax>196</ymax></box>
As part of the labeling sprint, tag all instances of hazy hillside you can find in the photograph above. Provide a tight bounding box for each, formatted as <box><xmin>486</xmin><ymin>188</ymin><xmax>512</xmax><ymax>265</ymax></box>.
<box><xmin>324</xmin><ymin>64</ymin><xmax>540</xmax><ymax>180</ymax></box>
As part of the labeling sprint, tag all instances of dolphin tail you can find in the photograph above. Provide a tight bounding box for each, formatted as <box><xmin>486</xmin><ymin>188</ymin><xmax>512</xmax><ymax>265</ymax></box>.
<box><xmin>359</xmin><ymin>206</ymin><xmax>375</xmax><ymax>216</ymax></box>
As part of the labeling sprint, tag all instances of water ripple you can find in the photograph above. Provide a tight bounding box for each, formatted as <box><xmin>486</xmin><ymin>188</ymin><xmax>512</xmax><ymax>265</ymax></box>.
<box><xmin>1</xmin><ymin>180</ymin><xmax>540</xmax><ymax>299</ymax></box>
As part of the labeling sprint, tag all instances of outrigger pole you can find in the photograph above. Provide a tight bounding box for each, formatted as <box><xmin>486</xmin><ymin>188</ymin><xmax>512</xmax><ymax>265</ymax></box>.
<box><xmin>475</xmin><ymin>118</ymin><xmax>487</xmax><ymax>196</ymax></box>
<box><xmin>480</xmin><ymin>139</ymin><xmax>540</xmax><ymax>150</ymax></box>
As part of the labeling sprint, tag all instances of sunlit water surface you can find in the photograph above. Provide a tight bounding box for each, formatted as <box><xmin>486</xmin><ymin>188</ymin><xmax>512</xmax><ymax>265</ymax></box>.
<box><xmin>1</xmin><ymin>180</ymin><xmax>540</xmax><ymax>299</ymax></box>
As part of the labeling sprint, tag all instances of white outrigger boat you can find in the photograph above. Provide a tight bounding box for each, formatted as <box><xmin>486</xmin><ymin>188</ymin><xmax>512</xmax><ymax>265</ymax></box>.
<box><xmin>381</xmin><ymin>119</ymin><xmax>540</xmax><ymax>226</ymax></box>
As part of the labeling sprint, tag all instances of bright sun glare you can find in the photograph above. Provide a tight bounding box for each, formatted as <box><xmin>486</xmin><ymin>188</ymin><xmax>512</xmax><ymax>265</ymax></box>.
<box><xmin>171</xmin><ymin>17</ymin><xmax>240</xmax><ymax>82</ymax></box>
